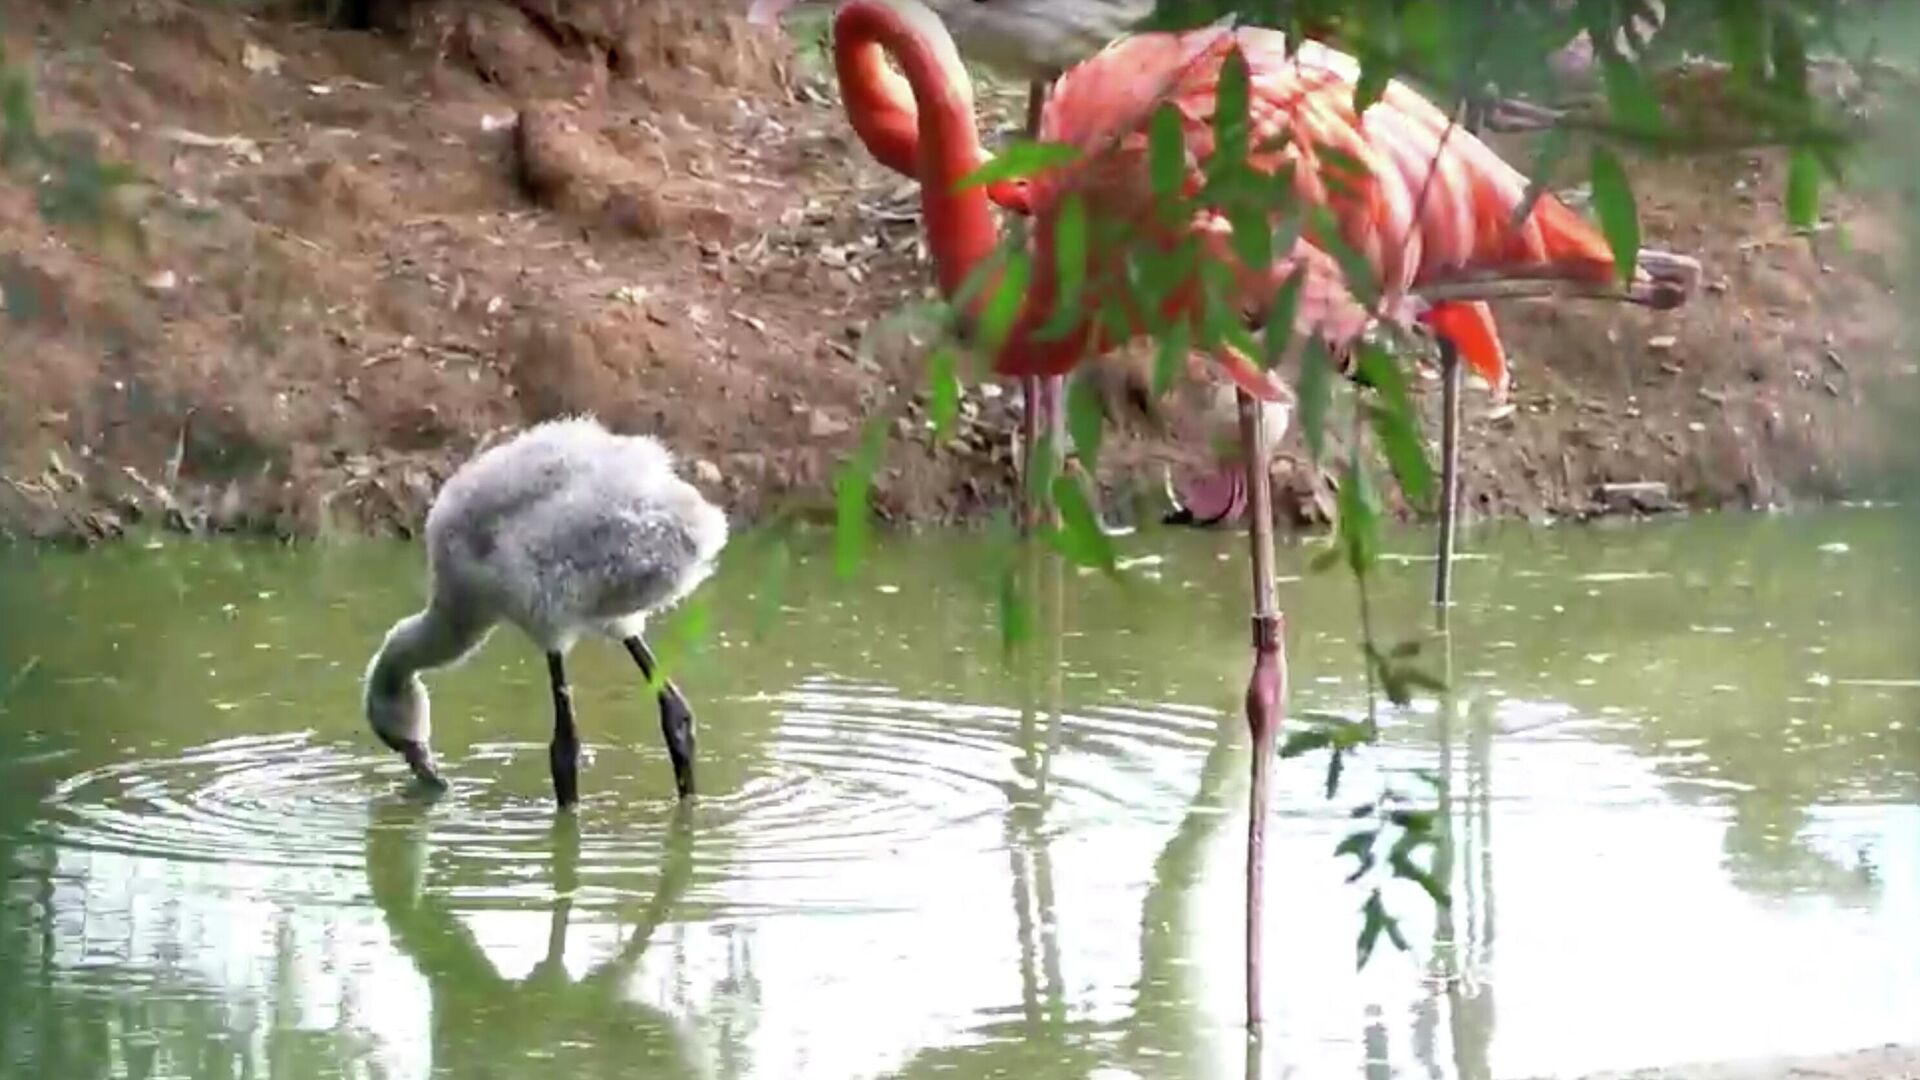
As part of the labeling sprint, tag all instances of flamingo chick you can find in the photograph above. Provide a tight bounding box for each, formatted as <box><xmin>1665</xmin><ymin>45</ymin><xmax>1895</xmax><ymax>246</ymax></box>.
<box><xmin>362</xmin><ymin>417</ymin><xmax>729</xmax><ymax>809</ymax></box>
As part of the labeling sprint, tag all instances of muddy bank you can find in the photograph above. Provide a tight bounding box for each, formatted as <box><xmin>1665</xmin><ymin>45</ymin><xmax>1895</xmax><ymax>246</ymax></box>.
<box><xmin>0</xmin><ymin>0</ymin><xmax>1914</xmax><ymax>545</ymax></box>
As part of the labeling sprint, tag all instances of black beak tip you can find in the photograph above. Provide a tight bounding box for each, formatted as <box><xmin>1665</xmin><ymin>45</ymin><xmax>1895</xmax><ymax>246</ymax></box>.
<box><xmin>378</xmin><ymin>733</ymin><xmax>448</xmax><ymax>792</ymax></box>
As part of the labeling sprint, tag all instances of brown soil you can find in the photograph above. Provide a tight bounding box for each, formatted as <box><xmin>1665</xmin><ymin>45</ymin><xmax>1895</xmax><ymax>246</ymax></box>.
<box><xmin>0</xmin><ymin>0</ymin><xmax>1913</xmax><ymax>544</ymax></box>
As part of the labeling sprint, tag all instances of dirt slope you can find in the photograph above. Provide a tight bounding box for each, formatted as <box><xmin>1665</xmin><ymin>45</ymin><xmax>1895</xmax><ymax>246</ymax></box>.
<box><xmin>0</xmin><ymin>0</ymin><xmax>1912</xmax><ymax>543</ymax></box>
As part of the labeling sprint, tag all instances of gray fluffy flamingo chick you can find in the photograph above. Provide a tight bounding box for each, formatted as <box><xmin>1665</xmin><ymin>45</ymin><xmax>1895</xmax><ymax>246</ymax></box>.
<box><xmin>361</xmin><ymin>416</ymin><xmax>729</xmax><ymax>809</ymax></box>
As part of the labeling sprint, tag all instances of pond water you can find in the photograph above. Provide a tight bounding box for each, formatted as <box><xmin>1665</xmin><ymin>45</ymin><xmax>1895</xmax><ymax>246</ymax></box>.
<box><xmin>0</xmin><ymin>506</ymin><xmax>1916</xmax><ymax>1080</ymax></box>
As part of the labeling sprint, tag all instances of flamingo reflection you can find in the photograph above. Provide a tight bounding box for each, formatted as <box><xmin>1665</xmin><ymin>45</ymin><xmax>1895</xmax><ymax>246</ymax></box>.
<box><xmin>363</xmin><ymin>799</ymin><xmax>702</xmax><ymax>1078</ymax></box>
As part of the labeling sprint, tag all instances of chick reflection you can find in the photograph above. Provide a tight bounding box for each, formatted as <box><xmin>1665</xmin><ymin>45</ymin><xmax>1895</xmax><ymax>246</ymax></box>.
<box><xmin>364</xmin><ymin>798</ymin><xmax>700</xmax><ymax>1077</ymax></box>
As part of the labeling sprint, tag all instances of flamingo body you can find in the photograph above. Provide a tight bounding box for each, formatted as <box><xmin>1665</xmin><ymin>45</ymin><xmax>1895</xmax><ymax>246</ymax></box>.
<box><xmin>811</xmin><ymin>0</ymin><xmax>1684</xmax><ymax>1032</ymax></box>
<box><xmin>362</xmin><ymin>417</ymin><xmax>728</xmax><ymax>807</ymax></box>
<box><xmin>973</xmin><ymin>25</ymin><xmax>1622</xmax><ymax>399</ymax></box>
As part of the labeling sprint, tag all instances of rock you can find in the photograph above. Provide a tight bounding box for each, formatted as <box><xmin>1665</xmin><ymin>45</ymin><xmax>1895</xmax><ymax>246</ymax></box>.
<box><xmin>1597</xmin><ymin>480</ymin><xmax>1675</xmax><ymax>514</ymax></box>
<box><xmin>808</xmin><ymin>411</ymin><xmax>850</xmax><ymax>438</ymax></box>
<box><xmin>692</xmin><ymin>458</ymin><xmax>723</xmax><ymax>487</ymax></box>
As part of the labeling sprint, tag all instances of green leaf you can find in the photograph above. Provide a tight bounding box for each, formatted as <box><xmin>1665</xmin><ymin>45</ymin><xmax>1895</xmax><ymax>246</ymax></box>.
<box><xmin>1770</xmin><ymin>14</ymin><xmax>1809</xmax><ymax>100</ymax></box>
<box><xmin>1352</xmin><ymin>53</ymin><xmax>1391</xmax><ymax>114</ymax></box>
<box><xmin>832</xmin><ymin>418</ymin><xmax>889</xmax><ymax>579</ymax></box>
<box><xmin>997</xmin><ymin>554</ymin><xmax>1033</xmax><ymax>654</ymax></box>
<box><xmin>1334</xmin><ymin>829</ymin><xmax>1378</xmax><ymax>861</ymax></box>
<box><xmin>1220</xmin><ymin>319</ymin><xmax>1264</xmax><ymax>368</ymax></box>
<box><xmin>1195</xmin><ymin>259</ymin><xmax>1238</xmax><ymax>352</ymax></box>
<box><xmin>1390</xmin><ymin>846</ymin><xmax>1451</xmax><ymax>908</ymax></box>
<box><xmin>1356</xmin><ymin>342</ymin><xmax>1433</xmax><ymax>509</ymax></box>
<box><xmin>1044</xmin><ymin>473</ymin><xmax>1117</xmax><ymax>572</ymax></box>
<box><xmin>1588</xmin><ymin>144</ymin><xmax>1640</xmax><ymax>286</ymax></box>
<box><xmin>1509</xmin><ymin>124</ymin><xmax>1573</xmax><ymax>236</ymax></box>
<box><xmin>1024</xmin><ymin>430</ymin><xmax>1060</xmax><ymax>508</ymax></box>
<box><xmin>1375</xmin><ymin>655</ymin><xmax>1413</xmax><ymax>707</ymax></box>
<box><xmin>979</xmin><ymin>249</ymin><xmax>1031</xmax><ymax>353</ymax></box>
<box><xmin>1097</xmin><ymin>289</ymin><xmax>1135</xmax><ymax>348</ymax></box>
<box><xmin>1398</xmin><ymin>664</ymin><xmax>1449</xmax><ymax>695</ymax></box>
<box><xmin>1339</xmin><ymin>828</ymin><xmax>1378</xmax><ymax>883</ymax></box>
<box><xmin>926</xmin><ymin>347</ymin><xmax>960</xmax><ymax>438</ymax></box>
<box><xmin>1211</xmin><ymin>45</ymin><xmax>1252</xmax><ymax>175</ymax></box>
<box><xmin>1228</xmin><ymin>201</ymin><xmax>1271</xmax><ymax>276</ymax></box>
<box><xmin>1306</xmin><ymin>205</ymin><xmax>1378</xmax><ymax>306</ymax></box>
<box><xmin>1152</xmin><ymin>320</ymin><xmax>1190</xmax><ymax>398</ymax></box>
<box><xmin>1261</xmin><ymin>268</ymin><xmax>1303</xmax><ymax>370</ymax></box>
<box><xmin>1279</xmin><ymin>728</ymin><xmax>1334</xmax><ymax>759</ymax></box>
<box><xmin>1398</xmin><ymin>0</ymin><xmax>1447</xmax><ymax>79</ymax></box>
<box><xmin>1388</xmin><ymin>808</ymin><xmax>1438</xmax><ymax>835</ymax></box>
<box><xmin>1719</xmin><ymin>0</ymin><xmax>1765</xmax><ymax>89</ymax></box>
<box><xmin>1297</xmin><ymin>339</ymin><xmax>1333</xmax><ymax>463</ymax></box>
<box><xmin>1034</xmin><ymin>194</ymin><xmax>1090</xmax><ymax>343</ymax></box>
<box><xmin>1149</xmin><ymin>102</ymin><xmax>1187</xmax><ymax>200</ymax></box>
<box><xmin>1066</xmin><ymin>372</ymin><xmax>1104</xmax><ymax>470</ymax></box>
<box><xmin>1785</xmin><ymin>146</ymin><xmax>1821</xmax><ymax>230</ymax></box>
<box><xmin>955</xmin><ymin>139</ymin><xmax>1079</xmax><ymax>191</ymax></box>
<box><xmin>1337</xmin><ymin>447</ymin><xmax>1381</xmax><ymax>577</ymax></box>
<box><xmin>1600</xmin><ymin>56</ymin><xmax>1663</xmax><ymax>136</ymax></box>
<box><xmin>1357</xmin><ymin>889</ymin><xmax>1389</xmax><ymax>968</ymax></box>
<box><xmin>949</xmin><ymin>243</ymin><xmax>1010</xmax><ymax>324</ymax></box>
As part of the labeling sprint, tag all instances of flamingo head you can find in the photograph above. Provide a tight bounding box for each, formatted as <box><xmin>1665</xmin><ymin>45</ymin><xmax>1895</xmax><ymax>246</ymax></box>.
<box><xmin>363</xmin><ymin>656</ymin><xmax>445</xmax><ymax>789</ymax></box>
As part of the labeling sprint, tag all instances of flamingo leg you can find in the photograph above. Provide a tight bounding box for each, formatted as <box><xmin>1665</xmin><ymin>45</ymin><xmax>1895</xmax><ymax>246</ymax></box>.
<box><xmin>624</xmin><ymin>635</ymin><xmax>697</xmax><ymax>799</ymax></box>
<box><xmin>546</xmin><ymin>651</ymin><xmax>581</xmax><ymax>810</ymax></box>
<box><xmin>1235</xmin><ymin>384</ymin><xmax>1286</xmax><ymax>1031</ymax></box>
<box><xmin>1433</xmin><ymin>339</ymin><xmax>1462</xmax><ymax>623</ymax></box>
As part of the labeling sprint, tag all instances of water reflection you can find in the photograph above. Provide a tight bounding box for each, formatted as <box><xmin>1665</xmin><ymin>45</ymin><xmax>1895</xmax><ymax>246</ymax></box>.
<box><xmin>0</xmin><ymin>507</ymin><xmax>1916</xmax><ymax>1079</ymax></box>
<box><xmin>363</xmin><ymin>799</ymin><xmax>699</xmax><ymax>1077</ymax></box>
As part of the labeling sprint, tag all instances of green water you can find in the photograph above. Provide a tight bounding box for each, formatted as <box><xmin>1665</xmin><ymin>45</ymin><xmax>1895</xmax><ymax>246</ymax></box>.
<box><xmin>0</xmin><ymin>507</ymin><xmax>1916</xmax><ymax>1079</ymax></box>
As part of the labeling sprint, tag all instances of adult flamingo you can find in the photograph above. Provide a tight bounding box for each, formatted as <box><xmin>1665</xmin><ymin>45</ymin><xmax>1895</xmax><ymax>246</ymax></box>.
<box><xmin>749</xmin><ymin>0</ymin><xmax>1155</xmax><ymax>528</ymax></box>
<box><xmin>818</xmin><ymin>0</ymin><xmax>1695</xmax><ymax>1028</ymax></box>
<box><xmin>748</xmin><ymin>0</ymin><xmax>1674</xmax><ymax>541</ymax></box>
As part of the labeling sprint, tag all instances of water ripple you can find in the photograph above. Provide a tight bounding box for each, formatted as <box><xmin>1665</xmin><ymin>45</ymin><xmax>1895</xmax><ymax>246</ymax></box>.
<box><xmin>32</xmin><ymin>675</ymin><xmax>1229</xmax><ymax>920</ymax></box>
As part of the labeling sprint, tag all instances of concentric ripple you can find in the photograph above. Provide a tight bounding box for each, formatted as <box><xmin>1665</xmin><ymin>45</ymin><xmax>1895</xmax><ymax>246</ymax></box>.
<box><xmin>33</xmin><ymin>675</ymin><xmax>1233</xmax><ymax>918</ymax></box>
<box><xmin>710</xmin><ymin>677</ymin><xmax>1225</xmax><ymax>851</ymax></box>
<box><xmin>38</xmin><ymin>731</ymin><xmax>414</xmax><ymax>874</ymax></box>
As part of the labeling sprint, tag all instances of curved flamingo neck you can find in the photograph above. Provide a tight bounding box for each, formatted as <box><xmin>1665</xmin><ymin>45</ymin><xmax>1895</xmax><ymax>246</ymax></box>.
<box><xmin>831</xmin><ymin>2</ymin><xmax>1034</xmax><ymax>215</ymax></box>
<box><xmin>832</xmin><ymin>1</ymin><xmax>1003</xmax><ymax>298</ymax></box>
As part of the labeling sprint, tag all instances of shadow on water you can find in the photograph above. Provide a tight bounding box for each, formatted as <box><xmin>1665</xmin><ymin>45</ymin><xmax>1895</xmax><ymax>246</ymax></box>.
<box><xmin>0</xmin><ymin>504</ymin><xmax>1917</xmax><ymax>1079</ymax></box>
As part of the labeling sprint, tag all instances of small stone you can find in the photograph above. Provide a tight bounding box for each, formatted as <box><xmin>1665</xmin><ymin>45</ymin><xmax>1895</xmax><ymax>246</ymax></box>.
<box><xmin>1647</xmin><ymin>335</ymin><xmax>1677</xmax><ymax>351</ymax></box>
<box><xmin>692</xmin><ymin>458</ymin><xmax>722</xmax><ymax>487</ymax></box>
<box><xmin>242</xmin><ymin>42</ymin><xmax>284</xmax><ymax>75</ymax></box>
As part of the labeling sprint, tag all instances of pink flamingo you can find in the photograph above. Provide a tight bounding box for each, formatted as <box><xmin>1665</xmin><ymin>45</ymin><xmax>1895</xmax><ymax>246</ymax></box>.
<box><xmin>814</xmin><ymin>0</ymin><xmax>1696</xmax><ymax>1027</ymax></box>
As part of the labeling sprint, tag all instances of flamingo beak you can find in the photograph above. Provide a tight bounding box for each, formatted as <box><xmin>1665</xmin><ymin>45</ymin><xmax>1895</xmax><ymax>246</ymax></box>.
<box><xmin>1162</xmin><ymin>464</ymin><xmax>1196</xmax><ymax>525</ymax></box>
<box><xmin>376</xmin><ymin>728</ymin><xmax>448</xmax><ymax>790</ymax></box>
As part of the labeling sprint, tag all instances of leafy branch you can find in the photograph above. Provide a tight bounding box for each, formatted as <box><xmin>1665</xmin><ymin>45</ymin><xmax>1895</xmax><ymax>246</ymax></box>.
<box><xmin>795</xmin><ymin>0</ymin><xmax>1880</xmax><ymax>970</ymax></box>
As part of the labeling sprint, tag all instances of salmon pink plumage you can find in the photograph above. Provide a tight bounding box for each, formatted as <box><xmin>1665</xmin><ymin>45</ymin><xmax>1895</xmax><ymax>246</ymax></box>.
<box><xmin>807</xmin><ymin>0</ymin><xmax>1696</xmax><ymax>1034</ymax></box>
